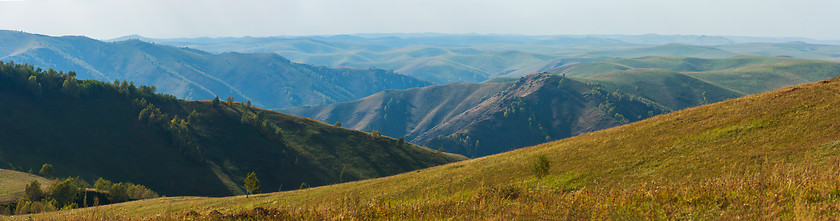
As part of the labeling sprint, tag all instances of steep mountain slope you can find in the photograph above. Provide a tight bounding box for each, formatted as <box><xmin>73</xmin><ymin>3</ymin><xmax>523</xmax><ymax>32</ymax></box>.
<box><xmin>0</xmin><ymin>30</ymin><xmax>430</xmax><ymax>109</ymax></box>
<box><xmin>26</xmin><ymin>74</ymin><xmax>840</xmax><ymax>220</ymax></box>
<box><xmin>287</xmin><ymin>73</ymin><xmax>670</xmax><ymax>157</ymax></box>
<box><xmin>0</xmin><ymin>62</ymin><xmax>463</xmax><ymax>197</ymax></box>
<box><xmin>414</xmin><ymin>74</ymin><xmax>668</xmax><ymax>156</ymax></box>
<box><xmin>286</xmin><ymin>82</ymin><xmax>512</xmax><ymax>142</ymax></box>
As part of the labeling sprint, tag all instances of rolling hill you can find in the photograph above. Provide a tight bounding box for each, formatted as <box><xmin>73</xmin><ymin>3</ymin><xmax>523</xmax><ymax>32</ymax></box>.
<box><xmin>547</xmin><ymin>55</ymin><xmax>796</xmax><ymax>77</ymax></box>
<box><xmin>716</xmin><ymin>42</ymin><xmax>840</xmax><ymax>60</ymax></box>
<box><xmin>575</xmin><ymin>43</ymin><xmax>738</xmax><ymax>59</ymax></box>
<box><xmin>548</xmin><ymin>56</ymin><xmax>840</xmax><ymax>95</ymax></box>
<box><xmin>0</xmin><ymin>62</ymin><xmax>463</xmax><ymax>197</ymax></box>
<box><xmin>18</xmin><ymin>68</ymin><xmax>840</xmax><ymax>220</ymax></box>
<box><xmin>0</xmin><ymin>30</ymin><xmax>430</xmax><ymax>109</ymax></box>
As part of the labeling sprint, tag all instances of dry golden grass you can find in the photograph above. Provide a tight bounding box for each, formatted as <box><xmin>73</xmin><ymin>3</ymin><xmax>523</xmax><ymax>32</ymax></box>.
<box><xmin>11</xmin><ymin>78</ymin><xmax>840</xmax><ymax>220</ymax></box>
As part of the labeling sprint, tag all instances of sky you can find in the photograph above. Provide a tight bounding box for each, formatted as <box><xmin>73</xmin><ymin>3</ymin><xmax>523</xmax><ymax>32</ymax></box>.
<box><xmin>1</xmin><ymin>0</ymin><xmax>838</xmax><ymax>40</ymax></box>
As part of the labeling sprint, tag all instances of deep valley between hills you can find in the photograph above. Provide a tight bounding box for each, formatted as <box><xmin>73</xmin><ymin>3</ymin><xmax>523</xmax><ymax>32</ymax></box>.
<box><xmin>3</xmin><ymin>32</ymin><xmax>840</xmax><ymax>219</ymax></box>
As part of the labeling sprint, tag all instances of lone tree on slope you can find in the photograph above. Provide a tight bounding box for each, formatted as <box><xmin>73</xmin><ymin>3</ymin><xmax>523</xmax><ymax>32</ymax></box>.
<box><xmin>243</xmin><ymin>172</ymin><xmax>261</xmax><ymax>197</ymax></box>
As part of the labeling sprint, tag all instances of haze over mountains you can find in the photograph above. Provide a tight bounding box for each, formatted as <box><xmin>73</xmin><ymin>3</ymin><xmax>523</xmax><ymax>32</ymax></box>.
<box><xmin>128</xmin><ymin>34</ymin><xmax>840</xmax><ymax>84</ymax></box>
<box><xmin>0</xmin><ymin>30</ymin><xmax>430</xmax><ymax>109</ymax></box>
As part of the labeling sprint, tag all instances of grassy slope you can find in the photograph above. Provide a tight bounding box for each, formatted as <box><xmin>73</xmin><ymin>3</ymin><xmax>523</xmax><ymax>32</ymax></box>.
<box><xmin>21</xmin><ymin>76</ymin><xmax>840</xmax><ymax>219</ymax></box>
<box><xmin>0</xmin><ymin>170</ymin><xmax>50</xmax><ymax>202</ymax></box>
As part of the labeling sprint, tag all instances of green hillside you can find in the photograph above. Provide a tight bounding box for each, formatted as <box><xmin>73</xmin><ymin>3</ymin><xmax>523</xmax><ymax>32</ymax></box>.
<box><xmin>0</xmin><ymin>61</ymin><xmax>463</xmax><ymax>197</ymax></box>
<box><xmin>19</xmin><ymin>72</ymin><xmax>840</xmax><ymax>220</ymax></box>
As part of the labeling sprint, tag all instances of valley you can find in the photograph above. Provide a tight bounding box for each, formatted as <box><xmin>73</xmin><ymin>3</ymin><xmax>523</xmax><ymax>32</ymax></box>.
<box><xmin>16</xmin><ymin>71</ymin><xmax>840</xmax><ymax>220</ymax></box>
<box><xmin>285</xmin><ymin>56</ymin><xmax>840</xmax><ymax>157</ymax></box>
<box><xmin>2</xmin><ymin>30</ymin><xmax>840</xmax><ymax>220</ymax></box>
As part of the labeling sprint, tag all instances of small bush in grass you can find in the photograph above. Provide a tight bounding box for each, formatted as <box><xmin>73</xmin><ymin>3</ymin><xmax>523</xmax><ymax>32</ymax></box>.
<box><xmin>533</xmin><ymin>155</ymin><xmax>550</xmax><ymax>179</ymax></box>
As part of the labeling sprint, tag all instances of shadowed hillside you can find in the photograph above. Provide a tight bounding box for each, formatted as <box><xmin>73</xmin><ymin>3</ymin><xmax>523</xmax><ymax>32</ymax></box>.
<box><xmin>0</xmin><ymin>61</ymin><xmax>463</xmax><ymax>197</ymax></box>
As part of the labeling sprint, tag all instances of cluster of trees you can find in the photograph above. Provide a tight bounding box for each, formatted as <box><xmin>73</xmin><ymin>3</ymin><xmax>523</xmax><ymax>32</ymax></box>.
<box><xmin>6</xmin><ymin>175</ymin><xmax>159</xmax><ymax>215</ymax></box>
<box><xmin>93</xmin><ymin>178</ymin><xmax>159</xmax><ymax>202</ymax></box>
<box><xmin>12</xmin><ymin>178</ymin><xmax>75</xmax><ymax>215</ymax></box>
<box><xmin>0</xmin><ymin>61</ymin><xmax>172</xmax><ymax>102</ymax></box>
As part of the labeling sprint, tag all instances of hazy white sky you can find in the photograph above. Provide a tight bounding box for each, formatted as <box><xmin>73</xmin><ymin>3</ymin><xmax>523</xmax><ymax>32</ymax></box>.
<box><xmin>1</xmin><ymin>0</ymin><xmax>838</xmax><ymax>40</ymax></box>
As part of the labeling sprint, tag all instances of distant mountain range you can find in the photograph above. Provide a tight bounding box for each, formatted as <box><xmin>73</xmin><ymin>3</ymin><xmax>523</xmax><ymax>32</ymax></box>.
<box><xmin>0</xmin><ymin>62</ymin><xmax>463</xmax><ymax>196</ymax></box>
<box><xmin>0</xmin><ymin>30</ymin><xmax>430</xmax><ymax>109</ymax></box>
<box><xmin>284</xmin><ymin>56</ymin><xmax>840</xmax><ymax>157</ymax></box>
<box><xmin>125</xmin><ymin>33</ymin><xmax>840</xmax><ymax>84</ymax></box>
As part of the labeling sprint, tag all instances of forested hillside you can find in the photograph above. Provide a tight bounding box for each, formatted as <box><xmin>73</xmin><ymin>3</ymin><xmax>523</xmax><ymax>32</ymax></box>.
<box><xmin>0</xmin><ymin>61</ymin><xmax>463</xmax><ymax>196</ymax></box>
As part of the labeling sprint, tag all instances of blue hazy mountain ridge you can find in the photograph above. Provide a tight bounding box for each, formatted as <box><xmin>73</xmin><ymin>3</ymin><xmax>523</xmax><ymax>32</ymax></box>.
<box><xmin>0</xmin><ymin>30</ymin><xmax>430</xmax><ymax>109</ymax></box>
<box><xmin>130</xmin><ymin>33</ymin><xmax>840</xmax><ymax>84</ymax></box>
